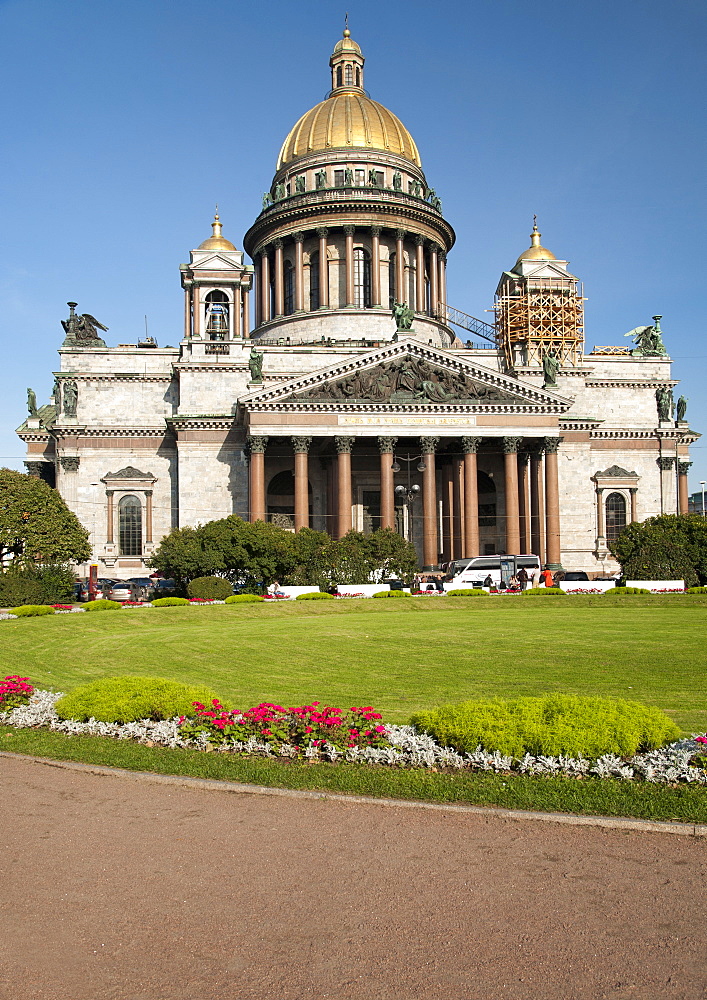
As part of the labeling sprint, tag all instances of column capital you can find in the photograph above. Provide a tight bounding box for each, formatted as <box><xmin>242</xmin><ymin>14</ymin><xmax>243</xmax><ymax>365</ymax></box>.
<box><xmin>258</xmin><ymin>245</ymin><xmax>271</xmax><ymax>258</ymax></box>
<box><xmin>335</xmin><ymin>436</ymin><xmax>355</xmax><ymax>454</ymax></box>
<box><xmin>427</xmin><ymin>241</ymin><xmax>441</xmax><ymax>255</ymax></box>
<box><xmin>144</xmin><ymin>489</ymin><xmax>153</xmax><ymax>498</ymax></box>
<box><xmin>377</xmin><ymin>436</ymin><xmax>398</xmax><ymax>454</ymax></box>
<box><xmin>629</xmin><ymin>487</ymin><xmax>638</xmax><ymax>495</ymax></box>
<box><xmin>105</xmin><ymin>489</ymin><xmax>114</xmax><ymax>498</ymax></box>
<box><xmin>316</xmin><ymin>227</ymin><xmax>329</xmax><ymax>238</ymax></box>
<box><xmin>658</xmin><ymin>456</ymin><xmax>675</xmax><ymax>471</ymax></box>
<box><xmin>291</xmin><ymin>435</ymin><xmax>312</xmax><ymax>454</ymax></box>
<box><xmin>370</xmin><ymin>225</ymin><xmax>382</xmax><ymax>238</ymax></box>
<box><xmin>415</xmin><ymin>234</ymin><xmax>425</xmax><ymax>246</ymax></box>
<box><xmin>395</xmin><ymin>228</ymin><xmax>406</xmax><ymax>241</ymax></box>
<box><xmin>439</xmin><ymin>249</ymin><xmax>447</xmax><ymax>262</ymax></box>
<box><xmin>293</xmin><ymin>231</ymin><xmax>305</xmax><ymax>243</ymax></box>
<box><xmin>420</xmin><ymin>435</ymin><xmax>440</xmax><ymax>454</ymax></box>
<box><xmin>24</xmin><ymin>461</ymin><xmax>44</xmax><ymax>477</ymax></box>
<box><xmin>247</xmin><ymin>435</ymin><xmax>269</xmax><ymax>454</ymax></box>
<box><xmin>273</xmin><ymin>238</ymin><xmax>284</xmax><ymax>250</ymax></box>
<box><xmin>677</xmin><ymin>460</ymin><xmax>692</xmax><ymax>475</ymax></box>
<box><xmin>60</xmin><ymin>456</ymin><xmax>80</xmax><ymax>472</ymax></box>
<box><xmin>502</xmin><ymin>436</ymin><xmax>523</xmax><ymax>455</ymax></box>
<box><xmin>343</xmin><ymin>225</ymin><xmax>356</xmax><ymax>237</ymax></box>
<box><xmin>542</xmin><ymin>436</ymin><xmax>563</xmax><ymax>454</ymax></box>
<box><xmin>461</xmin><ymin>435</ymin><xmax>482</xmax><ymax>454</ymax></box>
<box><xmin>528</xmin><ymin>443</ymin><xmax>546</xmax><ymax>458</ymax></box>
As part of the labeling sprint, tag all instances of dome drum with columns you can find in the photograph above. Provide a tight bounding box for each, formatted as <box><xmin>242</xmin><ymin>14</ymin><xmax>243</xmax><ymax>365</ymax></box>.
<box><xmin>17</xmin><ymin>27</ymin><xmax>699</xmax><ymax>580</ymax></box>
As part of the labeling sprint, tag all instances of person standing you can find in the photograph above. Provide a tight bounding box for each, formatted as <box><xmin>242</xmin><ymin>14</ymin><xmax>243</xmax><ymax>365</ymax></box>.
<box><xmin>517</xmin><ymin>567</ymin><xmax>529</xmax><ymax>591</ymax></box>
<box><xmin>540</xmin><ymin>566</ymin><xmax>554</xmax><ymax>588</ymax></box>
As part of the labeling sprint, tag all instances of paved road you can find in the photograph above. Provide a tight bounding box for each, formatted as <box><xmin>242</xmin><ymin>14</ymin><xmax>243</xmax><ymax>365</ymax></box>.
<box><xmin>1</xmin><ymin>756</ymin><xmax>705</xmax><ymax>1000</ymax></box>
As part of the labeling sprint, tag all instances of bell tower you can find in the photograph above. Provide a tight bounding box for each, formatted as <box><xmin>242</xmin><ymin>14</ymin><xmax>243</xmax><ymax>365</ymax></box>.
<box><xmin>180</xmin><ymin>213</ymin><xmax>254</xmax><ymax>341</ymax></box>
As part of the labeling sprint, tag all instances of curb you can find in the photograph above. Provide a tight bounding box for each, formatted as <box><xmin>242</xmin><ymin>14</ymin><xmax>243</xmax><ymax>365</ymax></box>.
<box><xmin>3</xmin><ymin>751</ymin><xmax>705</xmax><ymax>838</ymax></box>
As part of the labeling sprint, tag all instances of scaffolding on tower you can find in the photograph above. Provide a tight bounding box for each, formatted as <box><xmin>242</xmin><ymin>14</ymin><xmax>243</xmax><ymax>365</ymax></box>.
<box><xmin>494</xmin><ymin>272</ymin><xmax>585</xmax><ymax>371</ymax></box>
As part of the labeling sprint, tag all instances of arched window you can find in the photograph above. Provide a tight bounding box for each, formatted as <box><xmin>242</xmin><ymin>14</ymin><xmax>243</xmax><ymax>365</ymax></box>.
<box><xmin>119</xmin><ymin>495</ymin><xmax>142</xmax><ymax>556</ymax></box>
<box><xmin>355</xmin><ymin>67</ymin><xmax>360</xmax><ymax>87</ymax></box>
<box><xmin>336</xmin><ymin>66</ymin><xmax>342</xmax><ymax>87</ymax></box>
<box><xmin>345</xmin><ymin>64</ymin><xmax>353</xmax><ymax>86</ymax></box>
<box><xmin>353</xmin><ymin>248</ymin><xmax>371</xmax><ymax>308</ymax></box>
<box><xmin>388</xmin><ymin>252</ymin><xmax>396</xmax><ymax>308</ymax></box>
<box><xmin>309</xmin><ymin>253</ymin><xmax>320</xmax><ymax>310</ymax></box>
<box><xmin>283</xmin><ymin>261</ymin><xmax>294</xmax><ymax>315</ymax></box>
<box><xmin>205</xmin><ymin>290</ymin><xmax>229</xmax><ymax>340</ymax></box>
<box><xmin>605</xmin><ymin>493</ymin><xmax>627</xmax><ymax>543</ymax></box>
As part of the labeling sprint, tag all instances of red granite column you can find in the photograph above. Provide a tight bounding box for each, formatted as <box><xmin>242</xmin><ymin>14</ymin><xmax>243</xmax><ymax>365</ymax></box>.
<box><xmin>678</xmin><ymin>462</ymin><xmax>691</xmax><ymax>514</ymax></box>
<box><xmin>503</xmin><ymin>437</ymin><xmax>522</xmax><ymax>555</ymax></box>
<box><xmin>106</xmin><ymin>490</ymin><xmax>114</xmax><ymax>544</ymax></box>
<box><xmin>242</xmin><ymin>284</ymin><xmax>250</xmax><ymax>339</ymax></box>
<box><xmin>415</xmin><ymin>236</ymin><xmax>425</xmax><ymax>313</ymax></box>
<box><xmin>452</xmin><ymin>456</ymin><xmax>463</xmax><ymax>560</ymax></box>
<box><xmin>518</xmin><ymin>451</ymin><xmax>530</xmax><ymax>553</ymax></box>
<box><xmin>274</xmin><ymin>239</ymin><xmax>284</xmax><ymax>317</ymax></box>
<box><xmin>544</xmin><ymin>437</ymin><xmax>563</xmax><ymax>569</ymax></box>
<box><xmin>317</xmin><ymin>228</ymin><xmax>329</xmax><ymax>308</ymax></box>
<box><xmin>462</xmin><ymin>436</ymin><xmax>481</xmax><ymax>557</ymax></box>
<box><xmin>395</xmin><ymin>230</ymin><xmax>406</xmax><ymax>302</ymax></box>
<box><xmin>344</xmin><ymin>227</ymin><xmax>355</xmax><ymax>307</ymax></box>
<box><xmin>530</xmin><ymin>446</ymin><xmax>545</xmax><ymax>564</ymax></box>
<box><xmin>260</xmin><ymin>249</ymin><xmax>271</xmax><ymax>323</ymax></box>
<box><xmin>248</xmin><ymin>435</ymin><xmax>268</xmax><ymax>522</ymax></box>
<box><xmin>378</xmin><ymin>436</ymin><xmax>397</xmax><ymax>530</ymax></box>
<box><xmin>292</xmin><ymin>436</ymin><xmax>312</xmax><ymax>531</ymax></box>
<box><xmin>371</xmin><ymin>227</ymin><xmax>382</xmax><ymax>308</ymax></box>
<box><xmin>335</xmin><ymin>436</ymin><xmax>355</xmax><ymax>537</ymax></box>
<box><xmin>294</xmin><ymin>233</ymin><xmax>305</xmax><ymax>313</ymax></box>
<box><xmin>421</xmin><ymin>436</ymin><xmax>440</xmax><ymax>569</ymax></box>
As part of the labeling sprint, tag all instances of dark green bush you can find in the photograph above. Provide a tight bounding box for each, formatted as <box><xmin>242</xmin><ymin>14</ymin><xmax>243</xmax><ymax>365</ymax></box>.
<box><xmin>410</xmin><ymin>694</ymin><xmax>680</xmax><ymax>759</ymax></box>
<box><xmin>0</xmin><ymin>563</ymin><xmax>75</xmax><ymax>607</ymax></box>
<box><xmin>187</xmin><ymin>576</ymin><xmax>233</xmax><ymax>600</ymax></box>
<box><xmin>295</xmin><ymin>591</ymin><xmax>333</xmax><ymax>601</ymax></box>
<box><xmin>224</xmin><ymin>593</ymin><xmax>264</xmax><ymax>603</ymax></box>
<box><xmin>55</xmin><ymin>676</ymin><xmax>221</xmax><ymax>724</ymax></box>
<box><xmin>686</xmin><ymin>586</ymin><xmax>707</xmax><ymax>594</ymax></box>
<box><xmin>445</xmin><ymin>588</ymin><xmax>487</xmax><ymax>597</ymax></box>
<box><xmin>9</xmin><ymin>604</ymin><xmax>55</xmax><ymax>617</ymax></box>
<box><xmin>521</xmin><ymin>587</ymin><xmax>566</xmax><ymax>596</ymax></box>
<box><xmin>152</xmin><ymin>597</ymin><xmax>190</xmax><ymax>607</ymax></box>
<box><xmin>84</xmin><ymin>599</ymin><xmax>122</xmax><ymax>612</ymax></box>
<box><xmin>372</xmin><ymin>589</ymin><xmax>410</xmax><ymax>598</ymax></box>
<box><xmin>604</xmin><ymin>586</ymin><xmax>651</xmax><ymax>597</ymax></box>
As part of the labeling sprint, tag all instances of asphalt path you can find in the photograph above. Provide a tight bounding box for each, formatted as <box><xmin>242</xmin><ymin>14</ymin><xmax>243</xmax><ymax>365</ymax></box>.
<box><xmin>1</xmin><ymin>756</ymin><xmax>705</xmax><ymax>1000</ymax></box>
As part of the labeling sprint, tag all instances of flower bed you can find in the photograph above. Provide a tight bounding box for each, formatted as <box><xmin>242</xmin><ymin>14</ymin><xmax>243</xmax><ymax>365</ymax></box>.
<box><xmin>2</xmin><ymin>686</ymin><xmax>705</xmax><ymax>786</ymax></box>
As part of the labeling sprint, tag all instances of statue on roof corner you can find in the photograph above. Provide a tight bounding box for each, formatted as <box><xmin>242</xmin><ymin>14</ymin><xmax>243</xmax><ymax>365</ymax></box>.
<box><xmin>542</xmin><ymin>348</ymin><xmax>560</xmax><ymax>387</ymax></box>
<box><xmin>624</xmin><ymin>315</ymin><xmax>667</xmax><ymax>357</ymax></box>
<box><xmin>248</xmin><ymin>345</ymin><xmax>264</xmax><ymax>383</ymax></box>
<box><xmin>61</xmin><ymin>302</ymin><xmax>108</xmax><ymax>348</ymax></box>
<box><xmin>26</xmin><ymin>388</ymin><xmax>37</xmax><ymax>416</ymax></box>
<box><xmin>392</xmin><ymin>301</ymin><xmax>414</xmax><ymax>331</ymax></box>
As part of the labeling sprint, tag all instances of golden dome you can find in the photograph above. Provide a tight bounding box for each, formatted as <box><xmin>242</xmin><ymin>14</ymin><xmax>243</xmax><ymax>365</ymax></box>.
<box><xmin>516</xmin><ymin>220</ymin><xmax>556</xmax><ymax>263</ymax></box>
<box><xmin>198</xmin><ymin>213</ymin><xmax>237</xmax><ymax>251</ymax></box>
<box><xmin>332</xmin><ymin>28</ymin><xmax>361</xmax><ymax>55</ymax></box>
<box><xmin>277</xmin><ymin>93</ymin><xmax>421</xmax><ymax>169</ymax></box>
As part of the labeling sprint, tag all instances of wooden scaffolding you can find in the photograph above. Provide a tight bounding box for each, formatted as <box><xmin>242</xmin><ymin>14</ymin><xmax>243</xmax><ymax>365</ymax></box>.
<box><xmin>495</xmin><ymin>273</ymin><xmax>585</xmax><ymax>371</ymax></box>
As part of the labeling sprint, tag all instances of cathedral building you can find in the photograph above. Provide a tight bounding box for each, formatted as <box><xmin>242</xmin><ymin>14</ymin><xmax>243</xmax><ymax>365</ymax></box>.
<box><xmin>17</xmin><ymin>29</ymin><xmax>698</xmax><ymax>577</ymax></box>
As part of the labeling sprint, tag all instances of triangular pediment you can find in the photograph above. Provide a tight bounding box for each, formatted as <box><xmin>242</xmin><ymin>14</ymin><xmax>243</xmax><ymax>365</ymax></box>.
<box><xmin>240</xmin><ymin>341</ymin><xmax>571</xmax><ymax>411</ymax></box>
<box><xmin>190</xmin><ymin>251</ymin><xmax>244</xmax><ymax>271</ymax></box>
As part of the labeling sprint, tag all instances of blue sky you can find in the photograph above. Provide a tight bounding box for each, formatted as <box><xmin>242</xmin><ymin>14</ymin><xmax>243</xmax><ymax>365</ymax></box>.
<box><xmin>1</xmin><ymin>0</ymin><xmax>705</xmax><ymax>487</ymax></box>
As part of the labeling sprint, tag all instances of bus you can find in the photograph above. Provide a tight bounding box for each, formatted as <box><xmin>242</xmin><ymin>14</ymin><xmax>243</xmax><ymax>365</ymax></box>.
<box><xmin>443</xmin><ymin>554</ymin><xmax>541</xmax><ymax>590</ymax></box>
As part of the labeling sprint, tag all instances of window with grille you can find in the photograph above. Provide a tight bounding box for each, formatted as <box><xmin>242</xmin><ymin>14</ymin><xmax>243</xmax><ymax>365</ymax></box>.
<box><xmin>119</xmin><ymin>495</ymin><xmax>142</xmax><ymax>556</ymax></box>
<box><xmin>205</xmin><ymin>290</ymin><xmax>229</xmax><ymax>340</ymax></box>
<box><xmin>345</xmin><ymin>64</ymin><xmax>353</xmax><ymax>86</ymax></box>
<box><xmin>309</xmin><ymin>253</ymin><xmax>319</xmax><ymax>310</ymax></box>
<box><xmin>353</xmin><ymin>248</ymin><xmax>371</xmax><ymax>308</ymax></box>
<box><xmin>284</xmin><ymin>262</ymin><xmax>294</xmax><ymax>315</ymax></box>
<box><xmin>605</xmin><ymin>492</ymin><xmax>627</xmax><ymax>542</ymax></box>
<box><xmin>334</xmin><ymin>170</ymin><xmax>345</xmax><ymax>187</ymax></box>
<box><xmin>388</xmin><ymin>253</ymin><xmax>396</xmax><ymax>308</ymax></box>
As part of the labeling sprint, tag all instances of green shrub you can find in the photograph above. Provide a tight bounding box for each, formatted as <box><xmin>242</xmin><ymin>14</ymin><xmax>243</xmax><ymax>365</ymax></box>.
<box><xmin>521</xmin><ymin>587</ymin><xmax>566</xmax><ymax>596</ymax></box>
<box><xmin>8</xmin><ymin>604</ymin><xmax>55</xmax><ymax>617</ymax></box>
<box><xmin>55</xmin><ymin>676</ymin><xmax>221</xmax><ymax>724</ymax></box>
<box><xmin>410</xmin><ymin>694</ymin><xmax>680</xmax><ymax>759</ymax></box>
<box><xmin>84</xmin><ymin>599</ymin><xmax>122</xmax><ymax>611</ymax></box>
<box><xmin>224</xmin><ymin>593</ymin><xmax>265</xmax><ymax>603</ymax></box>
<box><xmin>372</xmin><ymin>589</ymin><xmax>410</xmax><ymax>598</ymax></box>
<box><xmin>604</xmin><ymin>586</ymin><xmax>651</xmax><ymax>596</ymax></box>
<box><xmin>295</xmin><ymin>591</ymin><xmax>333</xmax><ymax>601</ymax></box>
<box><xmin>445</xmin><ymin>588</ymin><xmax>487</xmax><ymax>597</ymax></box>
<box><xmin>0</xmin><ymin>563</ymin><xmax>75</xmax><ymax>607</ymax></box>
<box><xmin>187</xmin><ymin>576</ymin><xmax>233</xmax><ymax>600</ymax></box>
<box><xmin>151</xmin><ymin>596</ymin><xmax>191</xmax><ymax>607</ymax></box>
<box><xmin>686</xmin><ymin>586</ymin><xmax>707</xmax><ymax>594</ymax></box>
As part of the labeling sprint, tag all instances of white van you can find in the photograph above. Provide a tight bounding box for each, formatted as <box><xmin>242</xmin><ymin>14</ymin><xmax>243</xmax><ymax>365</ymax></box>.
<box><xmin>443</xmin><ymin>554</ymin><xmax>541</xmax><ymax>590</ymax></box>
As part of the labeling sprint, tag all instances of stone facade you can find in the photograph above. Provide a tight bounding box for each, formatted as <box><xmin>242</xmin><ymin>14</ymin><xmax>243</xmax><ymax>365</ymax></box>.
<box><xmin>16</xmin><ymin>30</ymin><xmax>699</xmax><ymax>578</ymax></box>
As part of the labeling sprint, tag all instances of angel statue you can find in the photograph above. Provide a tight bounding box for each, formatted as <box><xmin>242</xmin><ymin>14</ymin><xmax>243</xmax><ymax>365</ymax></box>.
<box><xmin>61</xmin><ymin>302</ymin><xmax>108</xmax><ymax>347</ymax></box>
<box><xmin>624</xmin><ymin>316</ymin><xmax>667</xmax><ymax>357</ymax></box>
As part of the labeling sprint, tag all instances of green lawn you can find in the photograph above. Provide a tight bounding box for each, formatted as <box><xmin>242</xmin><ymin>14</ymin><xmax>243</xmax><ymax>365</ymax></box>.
<box><xmin>3</xmin><ymin>595</ymin><xmax>706</xmax><ymax>734</ymax></box>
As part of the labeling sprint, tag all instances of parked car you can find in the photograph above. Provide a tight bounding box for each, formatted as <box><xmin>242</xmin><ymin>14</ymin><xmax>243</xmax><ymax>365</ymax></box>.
<box><xmin>73</xmin><ymin>580</ymin><xmax>90</xmax><ymax>602</ymax></box>
<box><xmin>107</xmin><ymin>581</ymin><xmax>142</xmax><ymax>603</ymax></box>
<box><xmin>127</xmin><ymin>577</ymin><xmax>155</xmax><ymax>600</ymax></box>
<box><xmin>562</xmin><ymin>572</ymin><xmax>589</xmax><ymax>581</ymax></box>
<box><xmin>151</xmin><ymin>578</ymin><xmax>176</xmax><ymax>597</ymax></box>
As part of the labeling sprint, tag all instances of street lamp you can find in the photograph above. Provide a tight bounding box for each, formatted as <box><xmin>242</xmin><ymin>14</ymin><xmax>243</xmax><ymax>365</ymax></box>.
<box><xmin>700</xmin><ymin>481</ymin><xmax>706</xmax><ymax>517</ymax></box>
<box><xmin>392</xmin><ymin>453</ymin><xmax>426</xmax><ymax>542</ymax></box>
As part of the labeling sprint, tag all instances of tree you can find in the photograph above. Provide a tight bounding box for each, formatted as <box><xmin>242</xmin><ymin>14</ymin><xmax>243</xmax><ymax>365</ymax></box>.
<box><xmin>609</xmin><ymin>514</ymin><xmax>707</xmax><ymax>587</ymax></box>
<box><xmin>0</xmin><ymin>468</ymin><xmax>91</xmax><ymax>565</ymax></box>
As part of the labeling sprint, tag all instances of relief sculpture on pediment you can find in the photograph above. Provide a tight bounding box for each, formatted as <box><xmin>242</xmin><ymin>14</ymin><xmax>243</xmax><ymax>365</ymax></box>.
<box><xmin>293</xmin><ymin>358</ymin><xmax>518</xmax><ymax>405</ymax></box>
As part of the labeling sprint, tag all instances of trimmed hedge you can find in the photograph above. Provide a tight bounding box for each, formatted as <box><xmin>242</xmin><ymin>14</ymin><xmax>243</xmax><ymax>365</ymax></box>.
<box><xmin>84</xmin><ymin>599</ymin><xmax>122</xmax><ymax>612</ymax></box>
<box><xmin>372</xmin><ymin>590</ymin><xmax>411</xmax><ymax>598</ymax></box>
<box><xmin>224</xmin><ymin>594</ymin><xmax>264</xmax><ymax>604</ymax></box>
<box><xmin>152</xmin><ymin>597</ymin><xmax>190</xmax><ymax>607</ymax></box>
<box><xmin>410</xmin><ymin>694</ymin><xmax>681</xmax><ymax>759</ymax></box>
<box><xmin>8</xmin><ymin>604</ymin><xmax>55</xmax><ymax>617</ymax></box>
<box><xmin>686</xmin><ymin>586</ymin><xmax>707</xmax><ymax>594</ymax></box>
<box><xmin>445</xmin><ymin>588</ymin><xmax>487</xmax><ymax>597</ymax></box>
<box><xmin>604</xmin><ymin>586</ymin><xmax>651</xmax><ymax>597</ymax></box>
<box><xmin>187</xmin><ymin>576</ymin><xmax>233</xmax><ymax>601</ymax></box>
<box><xmin>521</xmin><ymin>587</ymin><xmax>566</xmax><ymax>596</ymax></box>
<box><xmin>0</xmin><ymin>564</ymin><xmax>75</xmax><ymax>607</ymax></box>
<box><xmin>55</xmin><ymin>676</ymin><xmax>221</xmax><ymax>724</ymax></box>
<box><xmin>295</xmin><ymin>591</ymin><xmax>334</xmax><ymax>601</ymax></box>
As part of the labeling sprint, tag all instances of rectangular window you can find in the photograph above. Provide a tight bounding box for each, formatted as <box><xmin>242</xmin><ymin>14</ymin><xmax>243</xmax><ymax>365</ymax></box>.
<box><xmin>355</xmin><ymin>169</ymin><xmax>365</xmax><ymax>186</ymax></box>
<box><xmin>334</xmin><ymin>170</ymin><xmax>345</xmax><ymax>187</ymax></box>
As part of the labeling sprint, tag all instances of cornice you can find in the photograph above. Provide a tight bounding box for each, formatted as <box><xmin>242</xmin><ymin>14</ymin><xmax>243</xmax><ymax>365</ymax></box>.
<box><xmin>53</xmin><ymin>425</ymin><xmax>170</xmax><ymax>438</ymax></box>
<box><xmin>245</xmin><ymin>401</ymin><xmax>565</xmax><ymax>416</ymax></box>
<box><xmin>57</xmin><ymin>372</ymin><xmax>173</xmax><ymax>383</ymax></box>
<box><xmin>584</xmin><ymin>379</ymin><xmax>679</xmax><ymax>389</ymax></box>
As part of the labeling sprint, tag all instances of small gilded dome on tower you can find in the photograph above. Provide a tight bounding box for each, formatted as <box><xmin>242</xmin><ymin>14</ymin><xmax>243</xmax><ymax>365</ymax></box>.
<box><xmin>515</xmin><ymin>219</ymin><xmax>557</xmax><ymax>263</ymax></box>
<box><xmin>332</xmin><ymin>27</ymin><xmax>362</xmax><ymax>56</ymax></box>
<box><xmin>198</xmin><ymin>212</ymin><xmax>237</xmax><ymax>252</ymax></box>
